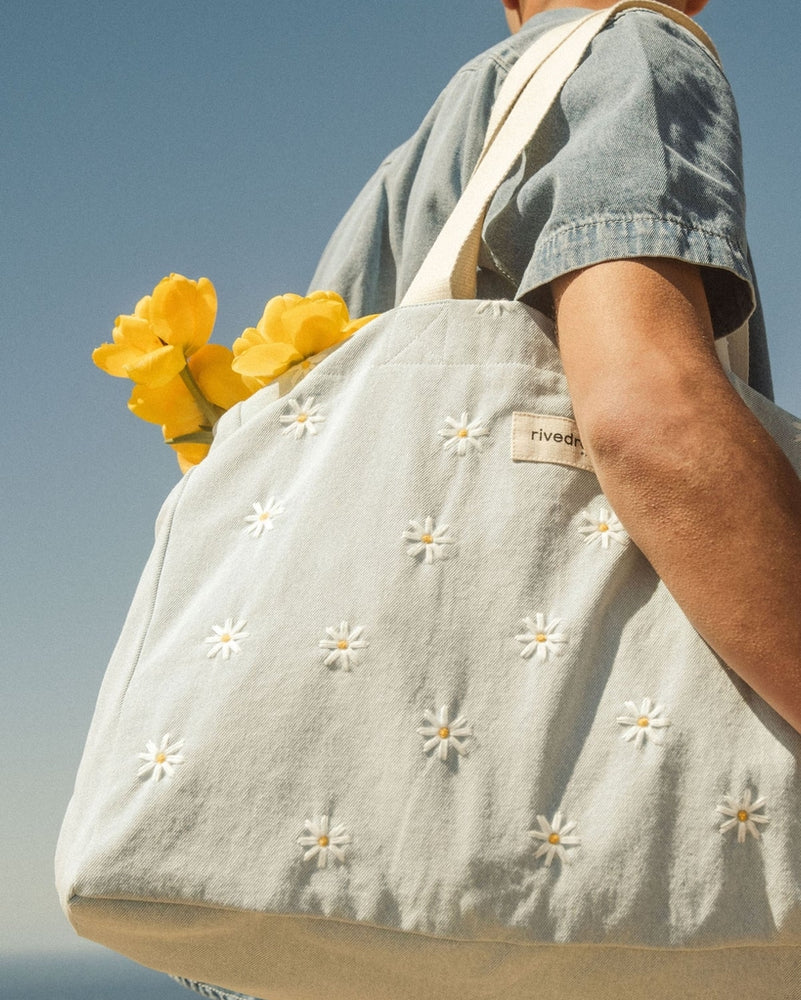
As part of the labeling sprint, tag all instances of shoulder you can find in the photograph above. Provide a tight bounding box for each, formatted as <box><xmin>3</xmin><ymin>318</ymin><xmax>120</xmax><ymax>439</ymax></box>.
<box><xmin>585</xmin><ymin>8</ymin><xmax>734</xmax><ymax>104</ymax></box>
<box><xmin>557</xmin><ymin>7</ymin><xmax>743</xmax><ymax>181</ymax></box>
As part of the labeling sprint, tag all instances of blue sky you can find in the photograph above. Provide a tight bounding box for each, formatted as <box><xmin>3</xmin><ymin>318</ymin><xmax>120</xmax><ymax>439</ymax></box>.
<box><xmin>2</xmin><ymin>0</ymin><xmax>799</xmax><ymax>971</ymax></box>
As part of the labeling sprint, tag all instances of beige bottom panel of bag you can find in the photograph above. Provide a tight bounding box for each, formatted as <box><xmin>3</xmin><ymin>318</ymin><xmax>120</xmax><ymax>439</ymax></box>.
<box><xmin>69</xmin><ymin>896</ymin><xmax>800</xmax><ymax>1000</ymax></box>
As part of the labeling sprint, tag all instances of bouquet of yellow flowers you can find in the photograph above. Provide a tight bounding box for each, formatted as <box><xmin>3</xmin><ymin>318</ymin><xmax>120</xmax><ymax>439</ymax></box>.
<box><xmin>93</xmin><ymin>274</ymin><xmax>377</xmax><ymax>471</ymax></box>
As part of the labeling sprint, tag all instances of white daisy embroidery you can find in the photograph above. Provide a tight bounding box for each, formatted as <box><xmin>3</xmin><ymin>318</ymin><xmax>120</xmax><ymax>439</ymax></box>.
<box><xmin>279</xmin><ymin>396</ymin><xmax>325</xmax><ymax>438</ymax></box>
<box><xmin>318</xmin><ymin>621</ymin><xmax>368</xmax><ymax>671</ymax></box>
<box><xmin>297</xmin><ymin>814</ymin><xmax>351</xmax><ymax>868</ymax></box>
<box><xmin>515</xmin><ymin>613</ymin><xmax>567</xmax><ymax>661</ymax></box>
<box><xmin>578</xmin><ymin>507</ymin><xmax>628</xmax><ymax>549</ymax></box>
<box><xmin>438</xmin><ymin>412</ymin><xmax>490</xmax><ymax>455</ymax></box>
<box><xmin>244</xmin><ymin>498</ymin><xmax>285</xmax><ymax>537</ymax></box>
<box><xmin>529</xmin><ymin>812</ymin><xmax>581</xmax><ymax>867</ymax></box>
<box><xmin>403</xmin><ymin>516</ymin><xmax>455</xmax><ymax>563</ymax></box>
<box><xmin>616</xmin><ymin>697</ymin><xmax>671</xmax><ymax>748</ymax></box>
<box><xmin>205</xmin><ymin>618</ymin><xmax>249</xmax><ymax>660</ymax></box>
<box><xmin>417</xmin><ymin>705</ymin><xmax>473</xmax><ymax>761</ymax></box>
<box><xmin>137</xmin><ymin>734</ymin><xmax>185</xmax><ymax>782</ymax></box>
<box><xmin>717</xmin><ymin>789</ymin><xmax>771</xmax><ymax>843</ymax></box>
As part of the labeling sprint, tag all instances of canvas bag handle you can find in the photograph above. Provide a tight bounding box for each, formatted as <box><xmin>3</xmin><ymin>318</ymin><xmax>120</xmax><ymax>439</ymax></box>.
<box><xmin>400</xmin><ymin>0</ymin><xmax>749</xmax><ymax>380</ymax></box>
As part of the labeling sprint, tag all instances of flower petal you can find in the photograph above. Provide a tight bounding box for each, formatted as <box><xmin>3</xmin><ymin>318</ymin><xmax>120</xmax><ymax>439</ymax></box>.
<box><xmin>92</xmin><ymin>314</ymin><xmax>163</xmax><ymax>378</ymax></box>
<box><xmin>149</xmin><ymin>274</ymin><xmax>217</xmax><ymax>355</ymax></box>
<box><xmin>342</xmin><ymin>312</ymin><xmax>379</xmax><ymax>337</ymax></box>
<box><xmin>280</xmin><ymin>296</ymin><xmax>350</xmax><ymax>356</ymax></box>
<box><xmin>231</xmin><ymin>341</ymin><xmax>304</xmax><ymax>380</ymax></box>
<box><xmin>123</xmin><ymin>342</ymin><xmax>187</xmax><ymax>387</ymax></box>
<box><xmin>127</xmin><ymin>376</ymin><xmax>202</xmax><ymax>429</ymax></box>
<box><xmin>170</xmin><ymin>439</ymin><xmax>211</xmax><ymax>472</ymax></box>
<box><xmin>255</xmin><ymin>293</ymin><xmax>305</xmax><ymax>344</ymax></box>
<box><xmin>190</xmin><ymin>344</ymin><xmax>252</xmax><ymax>410</ymax></box>
<box><xmin>92</xmin><ymin>340</ymin><xmax>144</xmax><ymax>379</ymax></box>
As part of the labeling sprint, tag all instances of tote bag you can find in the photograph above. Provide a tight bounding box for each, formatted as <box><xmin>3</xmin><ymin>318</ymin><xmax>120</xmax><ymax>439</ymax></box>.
<box><xmin>56</xmin><ymin>5</ymin><xmax>801</xmax><ymax>998</ymax></box>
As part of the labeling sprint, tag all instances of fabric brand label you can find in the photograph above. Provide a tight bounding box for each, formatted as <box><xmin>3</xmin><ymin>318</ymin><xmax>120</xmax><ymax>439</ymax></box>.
<box><xmin>511</xmin><ymin>413</ymin><xmax>594</xmax><ymax>472</ymax></box>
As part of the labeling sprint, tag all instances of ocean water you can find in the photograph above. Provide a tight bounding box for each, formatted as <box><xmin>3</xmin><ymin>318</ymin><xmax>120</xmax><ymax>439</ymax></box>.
<box><xmin>0</xmin><ymin>953</ymin><xmax>204</xmax><ymax>1000</ymax></box>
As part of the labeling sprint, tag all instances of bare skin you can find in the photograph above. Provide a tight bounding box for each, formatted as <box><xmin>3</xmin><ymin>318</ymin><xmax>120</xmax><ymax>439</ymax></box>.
<box><xmin>499</xmin><ymin>0</ymin><xmax>801</xmax><ymax>733</ymax></box>
<box><xmin>501</xmin><ymin>0</ymin><xmax>708</xmax><ymax>33</ymax></box>
<box><xmin>554</xmin><ymin>260</ymin><xmax>801</xmax><ymax>734</ymax></box>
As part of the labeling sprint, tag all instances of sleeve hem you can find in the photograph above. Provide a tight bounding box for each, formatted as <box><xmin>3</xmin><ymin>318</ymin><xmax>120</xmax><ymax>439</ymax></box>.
<box><xmin>513</xmin><ymin>214</ymin><xmax>755</xmax><ymax>338</ymax></box>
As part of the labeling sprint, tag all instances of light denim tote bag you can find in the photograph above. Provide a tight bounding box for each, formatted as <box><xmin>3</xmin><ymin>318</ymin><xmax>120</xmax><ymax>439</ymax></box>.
<box><xmin>56</xmin><ymin>4</ymin><xmax>801</xmax><ymax>998</ymax></box>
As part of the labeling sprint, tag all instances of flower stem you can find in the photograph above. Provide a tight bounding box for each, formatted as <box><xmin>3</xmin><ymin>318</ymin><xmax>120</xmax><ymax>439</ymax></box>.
<box><xmin>164</xmin><ymin>429</ymin><xmax>214</xmax><ymax>446</ymax></box>
<box><xmin>178</xmin><ymin>364</ymin><xmax>226</xmax><ymax>428</ymax></box>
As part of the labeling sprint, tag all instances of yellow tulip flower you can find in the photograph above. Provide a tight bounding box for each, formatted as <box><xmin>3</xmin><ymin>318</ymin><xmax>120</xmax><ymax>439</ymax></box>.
<box><xmin>92</xmin><ymin>274</ymin><xmax>217</xmax><ymax>388</ymax></box>
<box><xmin>96</xmin><ymin>279</ymin><xmax>378</xmax><ymax>472</ymax></box>
<box><xmin>149</xmin><ymin>273</ymin><xmax>217</xmax><ymax>356</ymax></box>
<box><xmin>231</xmin><ymin>291</ymin><xmax>377</xmax><ymax>388</ymax></box>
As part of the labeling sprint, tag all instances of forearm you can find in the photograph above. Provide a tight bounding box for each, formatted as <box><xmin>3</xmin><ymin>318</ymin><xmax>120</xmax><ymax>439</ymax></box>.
<box><xmin>554</xmin><ymin>259</ymin><xmax>801</xmax><ymax>732</ymax></box>
<box><xmin>586</xmin><ymin>371</ymin><xmax>801</xmax><ymax>730</ymax></box>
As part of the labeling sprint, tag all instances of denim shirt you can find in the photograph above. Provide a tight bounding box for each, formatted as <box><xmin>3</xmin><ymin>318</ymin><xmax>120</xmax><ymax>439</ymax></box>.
<box><xmin>311</xmin><ymin>6</ymin><xmax>773</xmax><ymax>397</ymax></box>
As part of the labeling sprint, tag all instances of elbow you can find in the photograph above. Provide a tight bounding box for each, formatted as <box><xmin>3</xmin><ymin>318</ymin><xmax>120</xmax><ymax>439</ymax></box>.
<box><xmin>580</xmin><ymin>406</ymin><xmax>661</xmax><ymax>476</ymax></box>
<box><xmin>578</xmin><ymin>398</ymin><xmax>708</xmax><ymax>494</ymax></box>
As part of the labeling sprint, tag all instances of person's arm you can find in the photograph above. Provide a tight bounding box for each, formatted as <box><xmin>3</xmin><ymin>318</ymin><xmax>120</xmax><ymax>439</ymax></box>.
<box><xmin>553</xmin><ymin>257</ymin><xmax>801</xmax><ymax>733</ymax></box>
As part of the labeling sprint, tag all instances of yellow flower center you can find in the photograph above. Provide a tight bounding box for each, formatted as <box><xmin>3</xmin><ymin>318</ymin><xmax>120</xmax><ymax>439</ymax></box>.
<box><xmin>598</xmin><ymin>522</ymin><xmax>609</xmax><ymax>532</ymax></box>
<box><xmin>318</xmin><ymin>835</ymin><xmax>329</xmax><ymax>848</ymax></box>
<box><xmin>536</xmin><ymin>633</ymin><xmax>547</xmax><ymax>643</ymax></box>
<box><xmin>155</xmin><ymin>753</ymin><xmax>167</xmax><ymax>764</ymax></box>
<box><xmin>637</xmin><ymin>716</ymin><xmax>650</xmax><ymax>728</ymax></box>
<box><xmin>259</xmin><ymin>512</ymin><xmax>271</xmax><ymax>521</ymax></box>
<box><xmin>438</xmin><ymin>727</ymin><xmax>450</xmax><ymax>740</ymax></box>
<box><xmin>221</xmin><ymin>633</ymin><xmax>231</xmax><ymax>643</ymax></box>
<box><xmin>422</xmin><ymin>534</ymin><xmax>434</xmax><ymax>544</ymax></box>
<box><xmin>737</xmin><ymin>810</ymin><xmax>749</xmax><ymax>823</ymax></box>
<box><xmin>296</xmin><ymin>413</ymin><xmax>308</xmax><ymax>423</ymax></box>
<box><xmin>337</xmin><ymin>639</ymin><xmax>349</xmax><ymax>650</ymax></box>
<box><xmin>548</xmin><ymin>833</ymin><xmax>561</xmax><ymax>845</ymax></box>
<box><xmin>458</xmin><ymin>428</ymin><xmax>469</xmax><ymax>438</ymax></box>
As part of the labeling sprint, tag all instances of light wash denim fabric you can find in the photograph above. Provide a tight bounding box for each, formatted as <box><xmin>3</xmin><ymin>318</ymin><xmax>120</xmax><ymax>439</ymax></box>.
<box><xmin>310</xmin><ymin>5</ymin><xmax>773</xmax><ymax>398</ymax></box>
<box><xmin>57</xmin><ymin>297</ymin><xmax>801</xmax><ymax>999</ymax></box>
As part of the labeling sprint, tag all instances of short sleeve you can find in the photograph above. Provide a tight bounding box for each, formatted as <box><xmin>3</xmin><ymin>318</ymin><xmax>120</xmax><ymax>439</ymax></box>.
<box><xmin>481</xmin><ymin>10</ymin><xmax>754</xmax><ymax>337</ymax></box>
